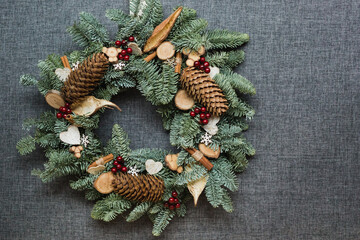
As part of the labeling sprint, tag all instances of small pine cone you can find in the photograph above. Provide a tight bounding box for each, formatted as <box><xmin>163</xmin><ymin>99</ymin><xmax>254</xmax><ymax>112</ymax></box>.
<box><xmin>112</xmin><ymin>172</ymin><xmax>164</xmax><ymax>202</ymax></box>
<box><xmin>180</xmin><ymin>67</ymin><xmax>228</xmax><ymax>116</ymax></box>
<box><xmin>62</xmin><ymin>52</ymin><xmax>110</xmax><ymax>103</ymax></box>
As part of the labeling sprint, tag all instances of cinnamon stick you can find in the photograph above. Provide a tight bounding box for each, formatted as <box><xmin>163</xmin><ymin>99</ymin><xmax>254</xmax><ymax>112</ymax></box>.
<box><xmin>185</xmin><ymin>148</ymin><xmax>214</xmax><ymax>170</ymax></box>
<box><xmin>61</xmin><ymin>55</ymin><xmax>71</xmax><ymax>70</ymax></box>
<box><xmin>144</xmin><ymin>51</ymin><xmax>157</xmax><ymax>62</ymax></box>
<box><xmin>175</xmin><ymin>52</ymin><xmax>182</xmax><ymax>73</ymax></box>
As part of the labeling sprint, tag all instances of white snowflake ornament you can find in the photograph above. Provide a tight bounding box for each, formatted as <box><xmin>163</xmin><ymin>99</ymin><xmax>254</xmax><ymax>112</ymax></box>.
<box><xmin>113</xmin><ymin>62</ymin><xmax>126</xmax><ymax>71</ymax></box>
<box><xmin>128</xmin><ymin>166</ymin><xmax>140</xmax><ymax>176</ymax></box>
<box><xmin>80</xmin><ymin>134</ymin><xmax>90</xmax><ymax>147</ymax></box>
<box><xmin>71</xmin><ymin>61</ymin><xmax>80</xmax><ymax>71</ymax></box>
<box><xmin>200</xmin><ymin>132</ymin><xmax>213</xmax><ymax>146</ymax></box>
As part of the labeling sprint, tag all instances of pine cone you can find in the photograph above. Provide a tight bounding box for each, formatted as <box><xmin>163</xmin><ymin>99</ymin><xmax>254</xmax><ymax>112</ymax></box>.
<box><xmin>112</xmin><ymin>172</ymin><xmax>164</xmax><ymax>202</ymax></box>
<box><xmin>62</xmin><ymin>52</ymin><xmax>110</xmax><ymax>103</ymax></box>
<box><xmin>180</xmin><ymin>67</ymin><xmax>228</xmax><ymax>116</ymax></box>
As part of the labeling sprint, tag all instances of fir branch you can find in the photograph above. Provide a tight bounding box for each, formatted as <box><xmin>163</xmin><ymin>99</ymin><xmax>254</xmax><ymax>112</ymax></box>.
<box><xmin>152</xmin><ymin>209</ymin><xmax>176</xmax><ymax>236</ymax></box>
<box><xmin>205</xmin><ymin>30</ymin><xmax>249</xmax><ymax>50</ymax></box>
<box><xmin>20</xmin><ymin>74</ymin><xmax>38</xmax><ymax>86</ymax></box>
<box><xmin>126</xmin><ymin>202</ymin><xmax>153</xmax><ymax>222</ymax></box>
<box><xmin>211</xmin><ymin>158</ymin><xmax>239</xmax><ymax>192</ymax></box>
<box><xmin>169</xmin><ymin>113</ymin><xmax>201</xmax><ymax>148</ymax></box>
<box><xmin>175</xmin><ymin>163</ymin><xmax>207</xmax><ymax>185</ymax></box>
<box><xmin>218</xmin><ymin>70</ymin><xmax>255</xmax><ymax>95</ymax></box>
<box><xmin>91</xmin><ymin>193</ymin><xmax>132</xmax><ymax>222</ymax></box>
<box><xmin>205</xmin><ymin>49</ymin><xmax>245</xmax><ymax>69</ymax></box>
<box><xmin>104</xmin><ymin>124</ymin><xmax>131</xmax><ymax>159</ymax></box>
<box><xmin>17</xmin><ymin>135</ymin><xmax>36</xmax><ymax>155</ymax></box>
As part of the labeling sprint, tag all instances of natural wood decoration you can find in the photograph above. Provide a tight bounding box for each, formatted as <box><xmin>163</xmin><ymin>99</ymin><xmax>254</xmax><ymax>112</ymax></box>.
<box><xmin>45</xmin><ymin>90</ymin><xmax>65</xmax><ymax>109</ymax></box>
<box><xmin>197</xmin><ymin>46</ymin><xmax>205</xmax><ymax>55</ymax></box>
<box><xmin>87</xmin><ymin>154</ymin><xmax>114</xmax><ymax>175</ymax></box>
<box><xmin>143</xmin><ymin>7</ymin><xmax>183</xmax><ymax>53</ymax></box>
<box><xmin>61</xmin><ymin>55</ymin><xmax>71</xmax><ymax>70</ymax></box>
<box><xmin>71</xmin><ymin>96</ymin><xmax>121</xmax><ymax>116</ymax></box>
<box><xmin>185</xmin><ymin>59</ymin><xmax>194</xmax><ymax>67</ymax></box>
<box><xmin>198</xmin><ymin>143</ymin><xmax>221</xmax><ymax>159</ymax></box>
<box><xmin>102</xmin><ymin>47</ymin><xmax>122</xmax><ymax>63</ymax></box>
<box><xmin>59</xmin><ymin>125</ymin><xmax>81</xmax><ymax>145</ymax></box>
<box><xmin>94</xmin><ymin>172</ymin><xmax>115</xmax><ymax>194</ymax></box>
<box><xmin>174</xmin><ymin>89</ymin><xmax>195</xmax><ymax>110</ymax></box>
<box><xmin>112</xmin><ymin>172</ymin><xmax>165</xmax><ymax>202</ymax></box>
<box><xmin>165</xmin><ymin>153</ymin><xmax>183</xmax><ymax>173</ymax></box>
<box><xmin>144</xmin><ymin>51</ymin><xmax>157</xmax><ymax>62</ymax></box>
<box><xmin>175</xmin><ymin>52</ymin><xmax>182</xmax><ymax>73</ymax></box>
<box><xmin>156</xmin><ymin>41</ymin><xmax>175</xmax><ymax>60</ymax></box>
<box><xmin>128</xmin><ymin>42</ymin><xmax>143</xmax><ymax>55</ymax></box>
<box><xmin>145</xmin><ymin>159</ymin><xmax>163</xmax><ymax>175</ymax></box>
<box><xmin>188</xmin><ymin>51</ymin><xmax>200</xmax><ymax>61</ymax></box>
<box><xmin>70</xmin><ymin>145</ymin><xmax>83</xmax><ymax>158</ymax></box>
<box><xmin>185</xmin><ymin>148</ymin><xmax>213</xmax><ymax>170</ymax></box>
<box><xmin>62</xmin><ymin>52</ymin><xmax>110</xmax><ymax>103</ymax></box>
<box><xmin>187</xmin><ymin>174</ymin><xmax>208</xmax><ymax>206</ymax></box>
<box><xmin>180</xmin><ymin>67</ymin><xmax>229</xmax><ymax>116</ymax></box>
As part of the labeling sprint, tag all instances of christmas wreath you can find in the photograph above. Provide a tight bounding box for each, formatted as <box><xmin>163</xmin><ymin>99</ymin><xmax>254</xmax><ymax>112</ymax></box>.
<box><xmin>17</xmin><ymin>0</ymin><xmax>255</xmax><ymax>236</ymax></box>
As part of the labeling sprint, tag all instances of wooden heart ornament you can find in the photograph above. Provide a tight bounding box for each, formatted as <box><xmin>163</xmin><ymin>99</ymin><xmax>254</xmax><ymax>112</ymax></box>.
<box><xmin>59</xmin><ymin>125</ymin><xmax>80</xmax><ymax>145</ymax></box>
<box><xmin>55</xmin><ymin>68</ymin><xmax>71</xmax><ymax>82</ymax></box>
<box><xmin>145</xmin><ymin>159</ymin><xmax>163</xmax><ymax>175</ymax></box>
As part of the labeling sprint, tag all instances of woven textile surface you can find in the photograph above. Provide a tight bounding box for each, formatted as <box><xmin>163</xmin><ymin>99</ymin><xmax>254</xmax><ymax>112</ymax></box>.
<box><xmin>0</xmin><ymin>0</ymin><xmax>359</xmax><ymax>239</ymax></box>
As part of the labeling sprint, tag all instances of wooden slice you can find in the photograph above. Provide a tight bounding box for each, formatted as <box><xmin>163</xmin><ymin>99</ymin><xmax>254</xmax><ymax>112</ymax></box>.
<box><xmin>199</xmin><ymin>143</ymin><xmax>221</xmax><ymax>159</ymax></box>
<box><xmin>186</xmin><ymin>59</ymin><xmax>194</xmax><ymax>67</ymax></box>
<box><xmin>94</xmin><ymin>172</ymin><xmax>115</xmax><ymax>194</ymax></box>
<box><xmin>197</xmin><ymin>46</ymin><xmax>205</xmax><ymax>55</ymax></box>
<box><xmin>188</xmin><ymin>51</ymin><xmax>200</xmax><ymax>61</ymax></box>
<box><xmin>156</xmin><ymin>41</ymin><xmax>175</xmax><ymax>60</ymax></box>
<box><xmin>45</xmin><ymin>90</ymin><xmax>65</xmax><ymax>109</ymax></box>
<box><xmin>175</xmin><ymin>89</ymin><xmax>195</xmax><ymax>110</ymax></box>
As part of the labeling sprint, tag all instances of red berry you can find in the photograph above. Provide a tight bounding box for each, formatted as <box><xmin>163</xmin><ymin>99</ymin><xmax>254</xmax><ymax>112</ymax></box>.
<box><xmin>117</xmin><ymin>156</ymin><xmax>123</xmax><ymax>162</ymax></box>
<box><xmin>169</xmin><ymin>205</ymin><xmax>175</xmax><ymax>210</ymax></box>
<box><xmin>202</xmin><ymin>119</ymin><xmax>209</xmax><ymax>125</ymax></box>
<box><xmin>200</xmin><ymin>57</ymin><xmax>206</xmax><ymax>63</ymax></box>
<box><xmin>121</xmin><ymin>40</ymin><xmax>127</xmax><ymax>45</ymax></box>
<box><xmin>190</xmin><ymin>111</ymin><xmax>196</xmax><ymax>117</ymax></box>
<box><xmin>201</xmin><ymin>107</ymin><xmax>206</xmax><ymax>112</ymax></box>
<box><xmin>126</xmin><ymin>48</ymin><xmax>132</xmax><ymax>54</ymax></box>
<box><xmin>124</xmin><ymin>55</ymin><xmax>130</xmax><ymax>61</ymax></box>
<box><xmin>66</xmin><ymin>108</ymin><xmax>72</xmax><ymax>114</ymax></box>
<box><xmin>128</xmin><ymin>36</ymin><xmax>135</xmax><ymax>42</ymax></box>
<box><xmin>59</xmin><ymin>107</ymin><xmax>66</xmax><ymax>113</ymax></box>
<box><xmin>204</xmin><ymin>67</ymin><xmax>211</xmax><ymax>73</ymax></box>
<box><xmin>203</xmin><ymin>61</ymin><xmax>209</xmax><ymax>67</ymax></box>
<box><xmin>115</xmin><ymin>40</ymin><xmax>121</xmax><ymax>46</ymax></box>
<box><xmin>164</xmin><ymin>202</ymin><xmax>169</xmax><ymax>208</ymax></box>
<box><xmin>174</xmin><ymin>198</ymin><xmax>179</xmax><ymax>204</ymax></box>
<box><xmin>200</xmin><ymin>113</ymin><xmax>206</xmax><ymax>119</ymax></box>
<box><xmin>194</xmin><ymin>108</ymin><xmax>200</xmax><ymax>114</ymax></box>
<box><xmin>116</xmin><ymin>164</ymin><xmax>122</xmax><ymax>170</ymax></box>
<box><xmin>172</xmin><ymin>191</ymin><xmax>178</xmax><ymax>197</ymax></box>
<box><xmin>199</xmin><ymin>65</ymin><xmax>205</xmax><ymax>70</ymax></box>
<box><xmin>121</xmin><ymin>166</ymin><xmax>127</xmax><ymax>172</ymax></box>
<box><xmin>168</xmin><ymin>197</ymin><xmax>175</xmax><ymax>204</ymax></box>
<box><xmin>118</xmin><ymin>54</ymin><xmax>124</xmax><ymax>60</ymax></box>
<box><xmin>111</xmin><ymin>167</ymin><xmax>117</xmax><ymax>173</ymax></box>
<box><xmin>175</xmin><ymin>203</ymin><xmax>181</xmax><ymax>208</ymax></box>
<box><xmin>56</xmin><ymin>113</ymin><xmax>63</xmax><ymax>119</ymax></box>
<box><xmin>62</xmin><ymin>114</ymin><xmax>68</xmax><ymax>119</ymax></box>
<box><xmin>206</xmin><ymin>113</ymin><xmax>211</xmax><ymax>119</ymax></box>
<box><xmin>194</xmin><ymin>61</ymin><xmax>200</xmax><ymax>67</ymax></box>
<box><xmin>113</xmin><ymin>161</ymin><xmax>119</xmax><ymax>166</ymax></box>
<box><xmin>121</xmin><ymin>49</ymin><xmax>127</xmax><ymax>55</ymax></box>
<box><xmin>65</xmin><ymin>103</ymin><xmax>70</xmax><ymax>108</ymax></box>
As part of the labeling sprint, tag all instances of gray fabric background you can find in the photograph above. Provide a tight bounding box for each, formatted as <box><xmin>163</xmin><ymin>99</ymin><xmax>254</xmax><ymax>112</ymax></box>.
<box><xmin>1</xmin><ymin>0</ymin><xmax>359</xmax><ymax>239</ymax></box>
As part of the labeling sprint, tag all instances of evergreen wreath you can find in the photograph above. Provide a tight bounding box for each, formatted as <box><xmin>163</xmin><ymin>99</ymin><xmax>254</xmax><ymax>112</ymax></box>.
<box><xmin>17</xmin><ymin>0</ymin><xmax>256</xmax><ymax>236</ymax></box>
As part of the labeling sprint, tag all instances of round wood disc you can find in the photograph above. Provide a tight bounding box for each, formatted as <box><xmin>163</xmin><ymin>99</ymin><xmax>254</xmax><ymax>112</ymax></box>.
<box><xmin>156</xmin><ymin>41</ymin><xmax>175</xmax><ymax>60</ymax></box>
<box><xmin>93</xmin><ymin>172</ymin><xmax>115</xmax><ymax>194</ymax></box>
<box><xmin>45</xmin><ymin>90</ymin><xmax>65</xmax><ymax>109</ymax></box>
<box><xmin>175</xmin><ymin>89</ymin><xmax>195</xmax><ymax>110</ymax></box>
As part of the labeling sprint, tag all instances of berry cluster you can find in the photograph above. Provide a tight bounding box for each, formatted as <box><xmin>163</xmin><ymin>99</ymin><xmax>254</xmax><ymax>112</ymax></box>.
<box><xmin>111</xmin><ymin>156</ymin><xmax>128</xmax><ymax>173</ymax></box>
<box><xmin>190</xmin><ymin>107</ymin><xmax>211</xmax><ymax>125</ymax></box>
<box><xmin>194</xmin><ymin>57</ymin><xmax>211</xmax><ymax>73</ymax></box>
<box><xmin>164</xmin><ymin>191</ymin><xmax>181</xmax><ymax>210</ymax></box>
<box><xmin>56</xmin><ymin>103</ymin><xmax>72</xmax><ymax>119</ymax></box>
<box><xmin>115</xmin><ymin>36</ymin><xmax>135</xmax><ymax>61</ymax></box>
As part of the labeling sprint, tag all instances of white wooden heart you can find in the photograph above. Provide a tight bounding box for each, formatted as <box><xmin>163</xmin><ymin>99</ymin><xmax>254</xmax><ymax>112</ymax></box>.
<box><xmin>209</xmin><ymin>66</ymin><xmax>220</xmax><ymax>78</ymax></box>
<box><xmin>145</xmin><ymin>159</ymin><xmax>163</xmax><ymax>175</ymax></box>
<box><xmin>59</xmin><ymin>125</ymin><xmax>81</xmax><ymax>145</ymax></box>
<box><xmin>55</xmin><ymin>68</ymin><xmax>71</xmax><ymax>82</ymax></box>
<box><xmin>202</xmin><ymin>116</ymin><xmax>220</xmax><ymax>135</ymax></box>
